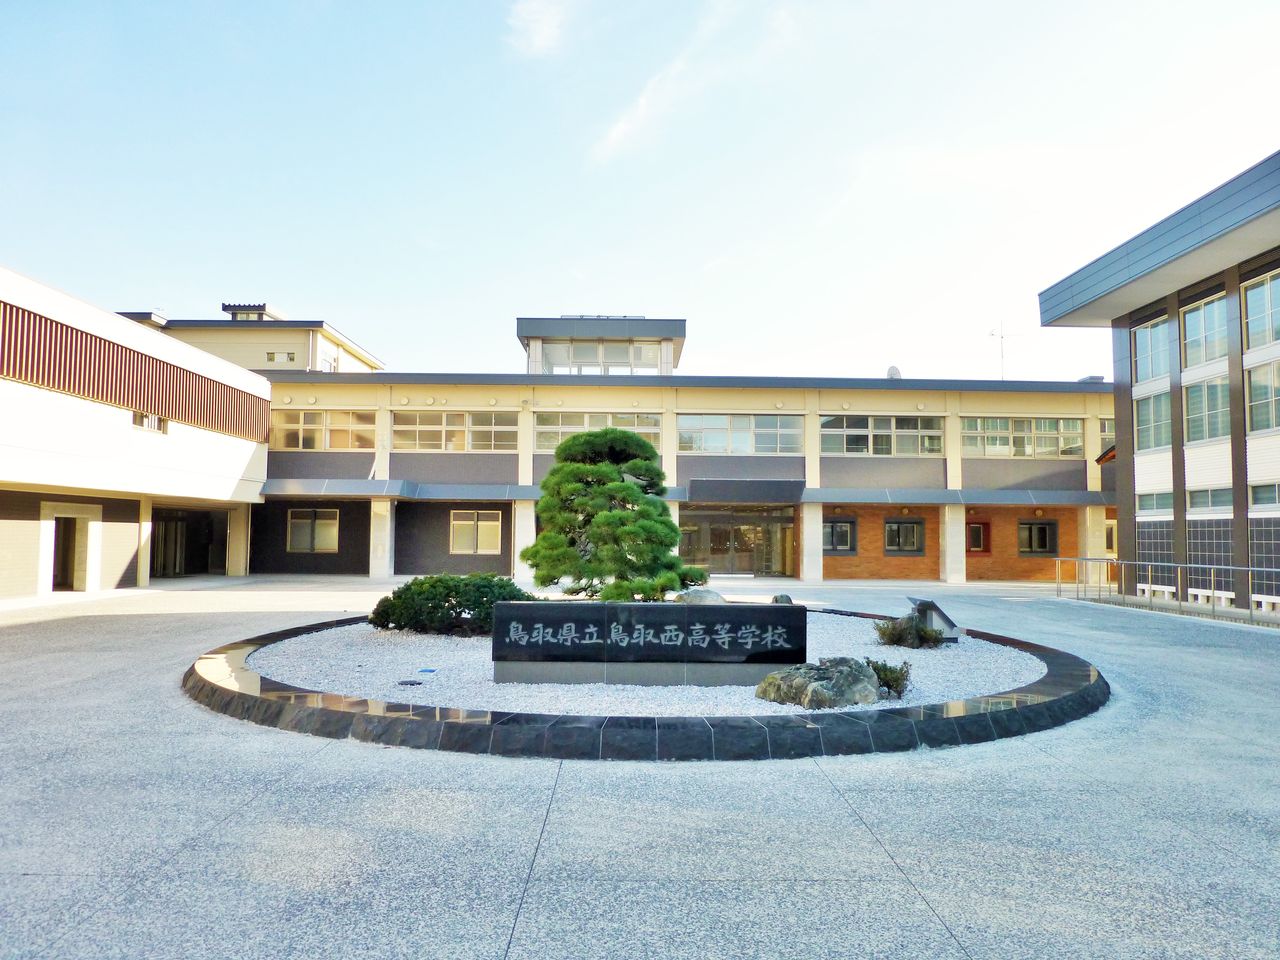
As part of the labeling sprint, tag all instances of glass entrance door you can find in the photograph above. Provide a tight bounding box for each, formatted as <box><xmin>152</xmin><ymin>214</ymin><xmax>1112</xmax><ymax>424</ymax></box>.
<box><xmin>679</xmin><ymin>505</ymin><xmax>796</xmax><ymax>577</ymax></box>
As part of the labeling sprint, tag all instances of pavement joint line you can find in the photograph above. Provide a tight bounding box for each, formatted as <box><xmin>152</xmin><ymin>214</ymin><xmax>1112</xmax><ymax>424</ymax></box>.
<box><xmin>503</xmin><ymin>759</ymin><xmax>563</xmax><ymax>960</ymax></box>
<box><xmin>27</xmin><ymin>737</ymin><xmax>341</xmax><ymax>960</ymax></box>
<box><xmin>812</xmin><ymin>756</ymin><xmax>976</xmax><ymax>960</ymax></box>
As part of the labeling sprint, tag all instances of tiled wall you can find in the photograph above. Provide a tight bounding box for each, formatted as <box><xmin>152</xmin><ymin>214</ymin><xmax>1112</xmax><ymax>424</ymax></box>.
<box><xmin>1249</xmin><ymin>517</ymin><xmax>1280</xmax><ymax>597</ymax></box>
<box><xmin>1135</xmin><ymin>520</ymin><xmax>1175</xmax><ymax>587</ymax></box>
<box><xmin>1186</xmin><ymin>518</ymin><xmax>1232</xmax><ymax>591</ymax></box>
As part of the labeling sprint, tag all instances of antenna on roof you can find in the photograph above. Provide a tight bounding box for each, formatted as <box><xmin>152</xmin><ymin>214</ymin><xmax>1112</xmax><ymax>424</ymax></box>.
<box><xmin>887</xmin><ymin>366</ymin><xmax>902</xmax><ymax>379</ymax></box>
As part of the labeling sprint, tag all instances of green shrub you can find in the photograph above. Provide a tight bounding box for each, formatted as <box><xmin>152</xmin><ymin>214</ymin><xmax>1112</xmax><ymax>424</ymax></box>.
<box><xmin>368</xmin><ymin>573</ymin><xmax>535</xmax><ymax>635</ymax></box>
<box><xmin>873</xmin><ymin>615</ymin><xmax>945</xmax><ymax>649</ymax></box>
<box><xmin>864</xmin><ymin>658</ymin><xmax>911</xmax><ymax>699</ymax></box>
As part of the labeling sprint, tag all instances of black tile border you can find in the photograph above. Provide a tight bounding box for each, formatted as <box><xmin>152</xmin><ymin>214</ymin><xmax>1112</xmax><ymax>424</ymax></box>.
<box><xmin>181</xmin><ymin>610</ymin><xmax>1109</xmax><ymax>762</ymax></box>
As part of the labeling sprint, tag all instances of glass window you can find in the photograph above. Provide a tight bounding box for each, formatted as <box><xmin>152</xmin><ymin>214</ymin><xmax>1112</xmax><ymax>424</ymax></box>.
<box><xmin>534</xmin><ymin>412</ymin><xmax>660</xmax><ymax>451</ymax></box>
<box><xmin>1018</xmin><ymin>521</ymin><xmax>1057</xmax><ymax>555</ymax></box>
<box><xmin>961</xmin><ymin>417</ymin><xmax>1083</xmax><ymax>458</ymax></box>
<box><xmin>1244</xmin><ymin>269</ymin><xmax>1280</xmax><ymax>349</ymax></box>
<box><xmin>678</xmin><ymin>414</ymin><xmax>801</xmax><ymax>454</ymax></box>
<box><xmin>1137</xmin><ymin>492</ymin><xmax>1174</xmax><ymax>512</ymax></box>
<box><xmin>966</xmin><ymin>522</ymin><xmax>990</xmax><ymax>553</ymax></box>
<box><xmin>286</xmin><ymin>509</ymin><xmax>339</xmax><ymax>553</ymax></box>
<box><xmin>884</xmin><ymin>520</ymin><xmax>924</xmax><ymax>554</ymax></box>
<box><xmin>1182</xmin><ymin>295</ymin><xmax>1228</xmax><ymax>367</ymax></box>
<box><xmin>269</xmin><ymin>409</ymin><xmax>323</xmax><ymax>450</ymax></box>
<box><xmin>392</xmin><ymin>410</ymin><xmax>466</xmax><ymax>450</ymax></box>
<box><xmin>820</xmin><ymin>415</ymin><xmax>943</xmax><ymax>456</ymax></box>
<box><xmin>1187</xmin><ymin>488</ymin><xmax>1232</xmax><ymax>510</ymax></box>
<box><xmin>325</xmin><ymin>410</ymin><xmax>376</xmax><ymax>450</ymax></box>
<box><xmin>543</xmin><ymin>339</ymin><xmax>663</xmax><ymax>375</ymax></box>
<box><xmin>1184</xmin><ymin>377</ymin><xmax>1231</xmax><ymax>443</ymax></box>
<box><xmin>1251</xmin><ymin>484</ymin><xmax>1280</xmax><ymax>506</ymax></box>
<box><xmin>822</xmin><ymin>520</ymin><xmax>856</xmax><ymax>553</ymax></box>
<box><xmin>1133</xmin><ymin>317</ymin><xmax>1170</xmax><ymax>383</ymax></box>
<box><xmin>1247</xmin><ymin>362</ymin><xmax>1280</xmax><ymax>432</ymax></box>
<box><xmin>450</xmin><ymin>510</ymin><xmax>502</xmax><ymax>555</ymax></box>
<box><xmin>1135</xmin><ymin>393</ymin><xmax>1172</xmax><ymax>450</ymax></box>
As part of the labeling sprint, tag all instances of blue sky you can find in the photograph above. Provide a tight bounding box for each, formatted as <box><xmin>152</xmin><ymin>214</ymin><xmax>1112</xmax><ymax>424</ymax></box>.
<box><xmin>3</xmin><ymin>0</ymin><xmax>1279</xmax><ymax>380</ymax></box>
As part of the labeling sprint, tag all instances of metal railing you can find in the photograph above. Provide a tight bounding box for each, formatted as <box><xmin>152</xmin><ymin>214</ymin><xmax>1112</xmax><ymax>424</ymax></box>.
<box><xmin>1055</xmin><ymin>557</ymin><xmax>1280</xmax><ymax>625</ymax></box>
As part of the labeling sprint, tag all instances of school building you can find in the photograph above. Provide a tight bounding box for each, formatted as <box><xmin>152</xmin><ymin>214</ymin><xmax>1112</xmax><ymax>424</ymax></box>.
<box><xmin>1</xmin><ymin>271</ymin><xmax>1116</xmax><ymax>598</ymax></box>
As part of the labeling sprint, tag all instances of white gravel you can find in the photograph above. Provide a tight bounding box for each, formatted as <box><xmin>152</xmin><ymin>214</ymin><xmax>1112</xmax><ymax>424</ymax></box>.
<box><xmin>247</xmin><ymin>611</ymin><xmax>1047</xmax><ymax>717</ymax></box>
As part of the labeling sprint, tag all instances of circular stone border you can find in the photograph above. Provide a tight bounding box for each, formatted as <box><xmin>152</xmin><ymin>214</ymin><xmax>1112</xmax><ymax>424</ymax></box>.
<box><xmin>181</xmin><ymin>611</ymin><xmax>1109</xmax><ymax>761</ymax></box>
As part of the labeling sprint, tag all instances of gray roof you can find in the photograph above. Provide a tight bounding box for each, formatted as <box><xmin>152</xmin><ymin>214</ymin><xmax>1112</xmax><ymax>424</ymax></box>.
<box><xmin>262</xmin><ymin>370</ymin><xmax>1112</xmax><ymax>394</ymax></box>
<box><xmin>515</xmin><ymin>316</ymin><xmax>686</xmax><ymax>343</ymax></box>
<box><xmin>1040</xmin><ymin>149</ymin><xmax>1280</xmax><ymax>327</ymax></box>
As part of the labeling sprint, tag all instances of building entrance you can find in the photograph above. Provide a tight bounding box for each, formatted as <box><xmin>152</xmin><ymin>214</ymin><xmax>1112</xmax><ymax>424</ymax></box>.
<box><xmin>52</xmin><ymin>516</ymin><xmax>77</xmax><ymax>590</ymax></box>
<box><xmin>679</xmin><ymin>505</ymin><xmax>796</xmax><ymax>577</ymax></box>
<box><xmin>151</xmin><ymin>510</ymin><xmax>227</xmax><ymax>578</ymax></box>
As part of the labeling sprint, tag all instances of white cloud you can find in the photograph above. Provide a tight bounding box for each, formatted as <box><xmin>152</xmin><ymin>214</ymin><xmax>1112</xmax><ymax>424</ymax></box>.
<box><xmin>589</xmin><ymin>0</ymin><xmax>747</xmax><ymax>163</ymax></box>
<box><xmin>507</xmin><ymin>0</ymin><xmax>571</xmax><ymax>58</ymax></box>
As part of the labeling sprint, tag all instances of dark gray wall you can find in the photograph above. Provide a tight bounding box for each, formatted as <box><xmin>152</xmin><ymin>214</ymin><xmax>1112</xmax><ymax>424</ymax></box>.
<box><xmin>250</xmin><ymin>500</ymin><xmax>370</xmax><ymax>574</ymax></box>
<box><xmin>390</xmin><ymin>453</ymin><xmax>518</xmax><ymax>483</ymax></box>
<box><xmin>1101</xmin><ymin>462</ymin><xmax>1116</xmax><ymax>492</ymax></box>
<box><xmin>961</xmin><ymin>459</ymin><xmax>1087</xmax><ymax>491</ymax></box>
<box><xmin>267</xmin><ymin>452</ymin><xmax>375</xmax><ymax>480</ymax></box>
<box><xmin>533</xmin><ymin>454</ymin><xmax>556</xmax><ymax>483</ymax></box>
<box><xmin>394</xmin><ymin>501</ymin><xmax>512</xmax><ymax>576</ymax></box>
<box><xmin>819</xmin><ymin>457</ymin><xmax>945</xmax><ymax>489</ymax></box>
<box><xmin>677</xmin><ymin>456</ymin><xmax>804</xmax><ymax>481</ymax></box>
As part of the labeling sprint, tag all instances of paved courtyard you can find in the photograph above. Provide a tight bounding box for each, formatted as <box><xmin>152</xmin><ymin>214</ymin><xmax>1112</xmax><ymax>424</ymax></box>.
<box><xmin>1</xmin><ymin>576</ymin><xmax>1277</xmax><ymax>959</ymax></box>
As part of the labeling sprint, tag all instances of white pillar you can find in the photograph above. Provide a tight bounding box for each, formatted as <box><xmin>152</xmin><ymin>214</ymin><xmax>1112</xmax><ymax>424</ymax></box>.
<box><xmin>369</xmin><ymin>498</ymin><xmax>395</xmax><ymax>579</ymax></box>
<box><xmin>226</xmin><ymin>503</ymin><xmax>250</xmax><ymax>577</ymax></box>
<box><xmin>136</xmin><ymin>497</ymin><xmax>153</xmax><ymax>587</ymax></box>
<box><xmin>940</xmin><ymin>503</ymin><xmax>967</xmax><ymax>583</ymax></box>
<box><xmin>513</xmin><ymin>499</ymin><xmax>538</xmax><ymax>581</ymax></box>
<box><xmin>800</xmin><ymin>501</ymin><xmax>824</xmax><ymax>582</ymax></box>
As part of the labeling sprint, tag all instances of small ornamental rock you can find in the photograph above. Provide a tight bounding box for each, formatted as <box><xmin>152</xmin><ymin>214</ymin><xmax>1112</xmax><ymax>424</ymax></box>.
<box><xmin>755</xmin><ymin>657</ymin><xmax>880</xmax><ymax>710</ymax></box>
<box><xmin>676</xmin><ymin>587</ymin><xmax>728</xmax><ymax>604</ymax></box>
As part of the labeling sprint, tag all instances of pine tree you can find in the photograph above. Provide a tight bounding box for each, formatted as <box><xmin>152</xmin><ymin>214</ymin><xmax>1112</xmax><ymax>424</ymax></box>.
<box><xmin>519</xmin><ymin>427</ymin><xmax>708</xmax><ymax>600</ymax></box>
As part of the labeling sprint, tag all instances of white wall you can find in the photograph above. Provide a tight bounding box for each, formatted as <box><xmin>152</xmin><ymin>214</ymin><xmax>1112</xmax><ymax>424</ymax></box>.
<box><xmin>0</xmin><ymin>375</ymin><xmax>265</xmax><ymax>503</ymax></box>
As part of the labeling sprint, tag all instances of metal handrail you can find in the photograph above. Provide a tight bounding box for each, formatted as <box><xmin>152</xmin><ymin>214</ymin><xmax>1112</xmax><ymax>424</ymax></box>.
<box><xmin>1054</xmin><ymin>557</ymin><xmax>1280</xmax><ymax>624</ymax></box>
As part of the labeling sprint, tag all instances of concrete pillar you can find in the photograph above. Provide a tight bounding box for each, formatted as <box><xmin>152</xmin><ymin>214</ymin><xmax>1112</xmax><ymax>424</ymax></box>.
<box><xmin>940</xmin><ymin>503</ymin><xmax>967</xmax><ymax>583</ymax></box>
<box><xmin>369</xmin><ymin>498</ymin><xmax>395</xmax><ymax>579</ymax></box>
<box><xmin>800</xmin><ymin>501</ymin><xmax>824</xmax><ymax>583</ymax></box>
<box><xmin>660</xmin><ymin>388</ymin><xmax>679</xmax><ymax>486</ymax></box>
<box><xmin>517</xmin><ymin>404</ymin><xmax>535</xmax><ymax>485</ymax></box>
<box><xmin>372</xmin><ymin>391</ymin><xmax>391</xmax><ymax>481</ymax></box>
<box><xmin>513</xmin><ymin>499</ymin><xmax>538</xmax><ymax>581</ymax></box>
<box><xmin>1084</xmin><ymin>393</ymin><xmax>1103</xmax><ymax>491</ymax></box>
<box><xmin>226</xmin><ymin>503</ymin><xmax>251</xmax><ymax>576</ymax></box>
<box><xmin>136</xmin><ymin>496</ymin><xmax>152</xmax><ymax>587</ymax></box>
<box><xmin>944</xmin><ymin>392</ymin><xmax>963</xmax><ymax>489</ymax></box>
<box><xmin>803</xmin><ymin>390</ymin><xmax>821</xmax><ymax>490</ymax></box>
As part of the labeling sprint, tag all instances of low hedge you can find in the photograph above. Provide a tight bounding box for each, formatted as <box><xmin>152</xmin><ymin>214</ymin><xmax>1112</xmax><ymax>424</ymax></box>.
<box><xmin>369</xmin><ymin>573</ymin><xmax>535</xmax><ymax>635</ymax></box>
<box><xmin>864</xmin><ymin>658</ymin><xmax>911</xmax><ymax>698</ymax></box>
<box><xmin>873</xmin><ymin>615</ymin><xmax>944</xmax><ymax>649</ymax></box>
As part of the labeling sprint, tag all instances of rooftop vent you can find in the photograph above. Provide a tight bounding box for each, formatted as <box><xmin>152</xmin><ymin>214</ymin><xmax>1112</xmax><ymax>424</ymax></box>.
<box><xmin>887</xmin><ymin>365</ymin><xmax>902</xmax><ymax>379</ymax></box>
<box><xmin>557</xmin><ymin>315</ymin><xmax>647</xmax><ymax>320</ymax></box>
<box><xmin>1077</xmin><ymin>375</ymin><xmax>1105</xmax><ymax>383</ymax></box>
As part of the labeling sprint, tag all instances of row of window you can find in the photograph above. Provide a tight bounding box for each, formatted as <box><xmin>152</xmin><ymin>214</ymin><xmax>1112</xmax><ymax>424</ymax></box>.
<box><xmin>1138</xmin><ymin>485</ymin><xmax>1280</xmax><ymax>512</ymax></box>
<box><xmin>1132</xmin><ymin>267</ymin><xmax>1280</xmax><ymax>384</ymax></box>
<box><xmin>542</xmin><ymin>340</ymin><xmax>661</xmax><ymax>376</ymax></box>
<box><xmin>285</xmin><ymin>509</ymin><xmax>502</xmax><ymax>555</ymax></box>
<box><xmin>821</xmin><ymin>519</ymin><xmax>1058</xmax><ymax>556</ymax></box>
<box><xmin>960</xmin><ymin>418</ymin><xmax>1085</xmax><ymax>459</ymax></box>
<box><xmin>271</xmin><ymin>409</ymin><xmax>1112</xmax><ymax>455</ymax></box>
<box><xmin>1135</xmin><ymin>363</ymin><xmax>1280</xmax><ymax>451</ymax></box>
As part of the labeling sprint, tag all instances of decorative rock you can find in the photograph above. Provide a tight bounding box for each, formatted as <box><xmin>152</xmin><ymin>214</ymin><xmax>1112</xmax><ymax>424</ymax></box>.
<box><xmin>771</xmin><ymin>594</ymin><xmax>794</xmax><ymax>604</ymax></box>
<box><xmin>676</xmin><ymin>587</ymin><xmax>727</xmax><ymax>604</ymax></box>
<box><xmin>755</xmin><ymin>657</ymin><xmax>880</xmax><ymax>710</ymax></box>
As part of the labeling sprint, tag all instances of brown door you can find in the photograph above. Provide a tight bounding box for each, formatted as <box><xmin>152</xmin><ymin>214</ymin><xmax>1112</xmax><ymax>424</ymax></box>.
<box><xmin>52</xmin><ymin>517</ymin><xmax>76</xmax><ymax>590</ymax></box>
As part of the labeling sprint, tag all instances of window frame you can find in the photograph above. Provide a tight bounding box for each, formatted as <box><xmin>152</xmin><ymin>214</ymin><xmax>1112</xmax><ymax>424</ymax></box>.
<box><xmin>966</xmin><ymin>521</ymin><xmax>991</xmax><ymax>555</ymax></box>
<box><xmin>1137</xmin><ymin>492</ymin><xmax>1174</xmax><ymax>513</ymax></box>
<box><xmin>1247</xmin><ymin>361</ymin><xmax>1280</xmax><ymax>433</ymax></box>
<box><xmin>1132</xmin><ymin>316</ymin><xmax>1171</xmax><ymax>383</ymax></box>
<box><xmin>533</xmin><ymin>411</ymin><xmax>661</xmax><ymax>452</ymax></box>
<box><xmin>820</xmin><ymin>415</ymin><xmax>944</xmax><ymax>457</ymax></box>
<box><xmin>1134</xmin><ymin>393</ymin><xmax>1172</xmax><ymax>451</ymax></box>
<box><xmin>822</xmin><ymin>519</ymin><xmax>857</xmax><ymax>554</ymax></box>
<box><xmin>1243</xmin><ymin>268</ymin><xmax>1280</xmax><ymax>350</ymax></box>
<box><xmin>542</xmin><ymin>339</ymin><xmax>661</xmax><ymax>375</ymax></box>
<box><xmin>449</xmin><ymin>510</ymin><xmax>503</xmax><ymax>555</ymax></box>
<box><xmin>1183</xmin><ymin>376</ymin><xmax>1231</xmax><ymax>443</ymax></box>
<box><xmin>1181</xmin><ymin>294</ymin><xmax>1228</xmax><ymax>368</ymax></box>
<box><xmin>883</xmin><ymin>519</ymin><xmax>925</xmax><ymax>556</ymax></box>
<box><xmin>960</xmin><ymin>417</ymin><xmax>1085</xmax><ymax>458</ymax></box>
<box><xmin>269</xmin><ymin>409</ymin><xmax>325</xmax><ymax>450</ymax></box>
<box><xmin>286</xmin><ymin>508</ymin><xmax>340</xmax><ymax>554</ymax></box>
<box><xmin>676</xmin><ymin>414</ymin><xmax>804</xmax><ymax>454</ymax></box>
<box><xmin>1017</xmin><ymin>520</ymin><xmax>1058</xmax><ymax>556</ymax></box>
<box><xmin>390</xmin><ymin>411</ymin><xmax>518</xmax><ymax>452</ymax></box>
